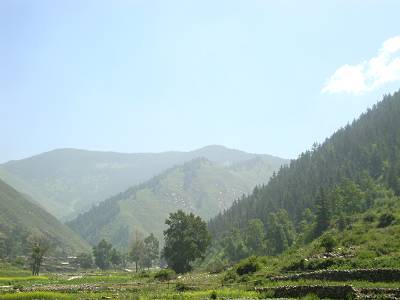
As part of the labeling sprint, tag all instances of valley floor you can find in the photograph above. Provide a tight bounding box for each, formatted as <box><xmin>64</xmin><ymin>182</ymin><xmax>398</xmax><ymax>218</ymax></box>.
<box><xmin>1</xmin><ymin>265</ymin><xmax>400</xmax><ymax>300</ymax></box>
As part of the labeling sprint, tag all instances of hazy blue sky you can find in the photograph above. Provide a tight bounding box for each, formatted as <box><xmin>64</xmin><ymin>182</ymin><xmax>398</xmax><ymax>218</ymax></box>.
<box><xmin>1</xmin><ymin>1</ymin><xmax>400</xmax><ymax>162</ymax></box>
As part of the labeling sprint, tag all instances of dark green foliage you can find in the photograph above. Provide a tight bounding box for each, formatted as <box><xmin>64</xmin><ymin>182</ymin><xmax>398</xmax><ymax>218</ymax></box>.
<box><xmin>30</xmin><ymin>236</ymin><xmax>49</xmax><ymax>275</ymax></box>
<box><xmin>163</xmin><ymin>210</ymin><xmax>210</xmax><ymax>273</ymax></box>
<box><xmin>129</xmin><ymin>232</ymin><xmax>145</xmax><ymax>272</ymax></box>
<box><xmin>209</xmin><ymin>91</ymin><xmax>400</xmax><ymax>259</ymax></box>
<box><xmin>110</xmin><ymin>248</ymin><xmax>122</xmax><ymax>268</ymax></box>
<box><xmin>235</xmin><ymin>256</ymin><xmax>261</xmax><ymax>276</ymax></box>
<box><xmin>378</xmin><ymin>213</ymin><xmax>396</xmax><ymax>228</ymax></box>
<box><xmin>266</xmin><ymin>209</ymin><xmax>295</xmax><ymax>254</ymax></box>
<box><xmin>154</xmin><ymin>268</ymin><xmax>176</xmax><ymax>281</ymax></box>
<box><xmin>363</xmin><ymin>212</ymin><xmax>376</xmax><ymax>223</ymax></box>
<box><xmin>222</xmin><ymin>228</ymin><xmax>248</xmax><ymax>262</ymax></box>
<box><xmin>92</xmin><ymin>239</ymin><xmax>113</xmax><ymax>270</ymax></box>
<box><xmin>320</xmin><ymin>233</ymin><xmax>337</xmax><ymax>252</ymax></box>
<box><xmin>313</xmin><ymin>188</ymin><xmax>331</xmax><ymax>238</ymax></box>
<box><xmin>76</xmin><ymin>252</ymin><xmax>93</xmax><ymax>269</ymax></box>
<box><xmin>175</xmin><ymin>282</ymin><xmax>194</xmax><ymax>292</ymax></box>
<box><xmin>210</xmin><ymin>290</ymin><xmax>218</xmax><ymax>299</ymax></box>
<box><xmin>143</xmin><ymin>233</ymin><xmax>160</xmax><ymax>269</ymax></box>
<box><xmin>244</xmin><ymin>219</ymin><xmax>266</xmax><ymax>255</ymax></box>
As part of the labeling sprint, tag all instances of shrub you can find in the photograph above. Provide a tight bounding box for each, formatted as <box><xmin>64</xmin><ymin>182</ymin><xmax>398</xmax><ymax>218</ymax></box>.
<box><xmin>223</xmin><ymin>269</ymin><xmax>238</xmax><ymax>283</ymax></box>
<box><xmin>320</xmin><ymin>234</ymin><xmax>337</xmax><ymax>252</ymax></box>
<box><xmin>210</xmin><ymin>290</ymin><xmax>217</xmax><ymax>299</ymax></box>
<box><xmin>236</xmin><ymin>256</ymin><xmax>261</xmax><ymax>276</ymax></box>
<box><xmin>206</xmin><ymin>258</ymin><xmax>227</xmax><ymax>274</ymax></box>
<box><xmin>154</xmin><ymin>268</ymin><xmax>176</xmax><ymax>281</ymax></box>
<box><xmin>175</xmin><ymin>282</ymin><xmax>193</xmax><ymax>292</ymax></box>
<box><xmin>306</xmin><ymin>258</ymin><xmax>339</xmax><ymax>271</ymax></box>
<box><xmin>139</xmin><ymin>270</ymin><xmax>150</xmax><ymax>278</ymax></box>
<box><xmin>283</xmin><ymin>259</ymin><xmax>306</xmax><ymax>272</ymax></box>
<box><xmin>363</xmin><ymin>212</ymin><xmax>376</xmax><ymax>223</ymax></box>
<box><xmin>378</xmin><ymin>213</ymin><xmax>395</xmax><ymax>228</ymax></box>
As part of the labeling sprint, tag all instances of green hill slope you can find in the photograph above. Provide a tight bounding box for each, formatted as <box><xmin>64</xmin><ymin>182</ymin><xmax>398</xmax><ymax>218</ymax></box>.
<box><xmin>0</xmin><ymin>178</ymin><xmax>90</xmax><ymax>258</ymax></box>
<box><xmin>0</xmin><ymin>146</ymin><xmax>287</xmax><ymax>220</ymax></box>
<box><xmin>208</xmin><ymin>90</ymin><xmax>400</xmax><ymax>260</ymax></box>
<box><xmin>68</xmin><ymin>157</ymin><xmax>279</xmax><ymax>248</ymax></box>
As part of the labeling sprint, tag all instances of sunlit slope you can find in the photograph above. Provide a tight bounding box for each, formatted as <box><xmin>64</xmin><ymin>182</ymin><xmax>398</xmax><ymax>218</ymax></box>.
<box><xmin>68</xmin><ymin>157</ymin><xmax>280</xmax><ymax>248</ymax></box>
<box><xmin>0</xmin><ymin>145</ymin><xmax>287</xmax><ymax>220</ymax></box>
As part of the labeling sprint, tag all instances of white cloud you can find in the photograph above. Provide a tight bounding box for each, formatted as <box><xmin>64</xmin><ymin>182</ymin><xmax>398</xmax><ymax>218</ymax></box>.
<box><xmin>322</xmin><ymin>36</ymin><xmax>400</xmax><ymax>95</ymax></box>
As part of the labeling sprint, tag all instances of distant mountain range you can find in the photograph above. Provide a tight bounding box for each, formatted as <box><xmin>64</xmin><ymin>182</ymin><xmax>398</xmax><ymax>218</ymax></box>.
<box><xmin>0</xmin><ymin>145</ymin><xmax>288</xmax><ymax>220</ymax></box>
<box><xmin>0</xmin><ymin>178</ymin><xmax>89</xmax><ymax>257</ymax></box>
<box><xmin>67</xmin><ymin>156</ymin><xmax>284</xmax><ymax>248</ymax></box>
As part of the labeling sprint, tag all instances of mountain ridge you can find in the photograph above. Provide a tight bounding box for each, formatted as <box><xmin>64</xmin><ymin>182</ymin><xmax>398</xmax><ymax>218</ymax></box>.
<box><xmin>67</xmin><ymin>155</ymin><xmax>282</xmax><ymax>248</ymax></box>
<box><xmin>0</xmin><ymin>145</ymin><xmax>288</xmax><ymax>220</ymax></box>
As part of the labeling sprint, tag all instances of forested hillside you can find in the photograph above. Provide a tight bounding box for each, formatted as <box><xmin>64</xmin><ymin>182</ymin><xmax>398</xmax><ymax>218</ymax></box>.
<box><xmin>0</xmin><ymin>179</ymin><xmax>90</xmax><ymax>259</ymax></box>
<box><xmin>68</xmin><ymin>157</ymin><xmax>279</xmax><ymax>249</ymax></box>
<box><xmin>0</xmin><ymin>145</ymin><xmax>286</xmax><ymax>220</ymax></box>
<box><xmin>208</xmin><ymin>91</ymin><xmax>400</xmax><ymax>262</ymax></box>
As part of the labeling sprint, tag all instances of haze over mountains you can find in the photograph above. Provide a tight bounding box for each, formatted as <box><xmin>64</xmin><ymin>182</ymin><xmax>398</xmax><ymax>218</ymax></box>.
<box><xmin>0</xmin><ymin>178</ymin><xmax>89</xmax><ymax>257</ymax></box>
<box><xmin>0</xmin><ymin>145</ymin><xmax>288</xmax><ymax>221</ymax></box>
<box><xmin>68</xmin><ymin>156</ymin><xmax>283</xmax><ymax>248</ymax></box>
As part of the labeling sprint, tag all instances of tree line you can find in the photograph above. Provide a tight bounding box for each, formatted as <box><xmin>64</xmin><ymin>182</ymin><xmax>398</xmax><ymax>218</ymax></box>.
<box><xmin>208</xmin><ymin>90</ymin><xmax>400</xmax><ymax>262</ymax></box>
<box><xmin>75</xmin><ymin>210</ymin><xmax>210</xmax><ymax>274</ymax></box>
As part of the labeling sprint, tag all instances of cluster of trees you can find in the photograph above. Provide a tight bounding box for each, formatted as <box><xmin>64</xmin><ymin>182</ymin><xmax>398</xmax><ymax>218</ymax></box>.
<box><xmin>80</xmin><ymin>210</ymin><xmax>210</xmax><ymax>274</ymax></box>
<box><xmin>221</xmin><ymin>210</ymin><xmax>295</xmax><ymax>262</ymax></box>
<box><xmin>209</xmin><ymin>91</ymin><xmax>400</xmax><ymax>260</ymax></box>
<box><xmin>89</xmin><ymin>232</ymin><xmax>160</xmax><ymax>271</ymax></box>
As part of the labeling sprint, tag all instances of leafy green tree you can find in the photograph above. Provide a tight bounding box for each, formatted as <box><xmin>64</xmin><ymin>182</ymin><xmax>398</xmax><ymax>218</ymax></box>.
<box><xmin>163</xmin><ymin>210</ymin><xmax>210</xmax><ymax>273</ymax></box>
<box><xmin>243</xmin><ymin>219</ymin><xmax>266</xmax><ymax>256</ymax></box>
<box><xmin>110</xmin><ymin>248</ymin><xmax>122</xmax><ymax>269</ymax></box>
<box><xmin>30</xmin><ymin>236</ymin><xmax>49</xmax><ymax>276</ymax></box>
<box><xmin>222</xmin><ymin>228</ymin><xmax>247</xmax><ymax>262</ymax></box>
<box><xmin>129</xmin><ymin>231</ymin><xmax>145</xmax><ymax>272</ymax></box>
<box><xmin>143</xmin><ymin>233</ymin><xmax>159</xmax><ymax>269</ymax></box>
<box><xmin>93</xmin><ymin>239</ymin><xmax>113</xmax><ymax>270</ymax></box>
<box><xmin>266</xmin><ymin>209</ymin><xmax>295</xmax><ymax>255</ymax></box>
<box><xmin>320</xmin><ymin>233</ymin><xmax>337</xmax><ymax>252</ymax></box>
<box><xmin>76</xmin><ymin>252</ymin><xmax>93</xmax><ymax>269</ymax></box>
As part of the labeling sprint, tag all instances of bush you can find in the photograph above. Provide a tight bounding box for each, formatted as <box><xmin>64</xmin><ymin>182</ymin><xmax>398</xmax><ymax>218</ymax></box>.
<box><xmin>175</xmin><ymin>282</ymin><xmax>194</xmax><ymax>292</ymax></box>
<box><xmin>206</xmin><ymin>258</ymin><xmax>227</xmax><ymax>274</ymax></box>
<box><xmin>236</xmin><ymin>256</ymin><xmax>261</xmax><ymax>276</ymax></box>
<box><xmin>320</xmin><ymin>234</ymin><xmax>337</xmax><ymax>252</ymax></box>
<box><xmin>283</xmin><ymin>259</ymin><xmax>306</xmax><ymax>272</ymax></box>
<box><xmin>378</xmin><ymin>213</ymin><xmax>395</xmax><ymax>228</ymax></box>
<box><xmin>306</xmin><ymin>258</ymin><xmax>339</xmax><ymax>271</ymax></box>
<box><xmin>139</xmin><ymin>270</ymin><xmax>150</xmax><ymax>278</ymax></box>
<box><xmin>363</xmin><ymin>212</ymin><xmax>376</xmax><ymax>223</ymax></box>
<box><xmin>154</xmin><ymin>268</ymin><xmax>176</xmax><ymax>281</ymax></box>
<box><xmin>210</xmin><ymin>290</ymin><xmax>217</xmax><ymax>299</ymax></box>
<box><xmin>223</xmin><ymin>269</ymin><xmax>238</xmax><ymax>283</ymax></box>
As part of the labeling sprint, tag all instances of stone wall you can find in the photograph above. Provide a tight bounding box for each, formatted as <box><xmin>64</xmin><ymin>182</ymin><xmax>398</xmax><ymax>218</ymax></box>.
<box><xmin>256</xmin><ymin>285</ymin><xmax>356</xmax><ymax>299</ymax></box>
<box><xmin>268</xmin><ymin>268</ymin><xmax>400</xmax><ymax>282</ymax></box>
